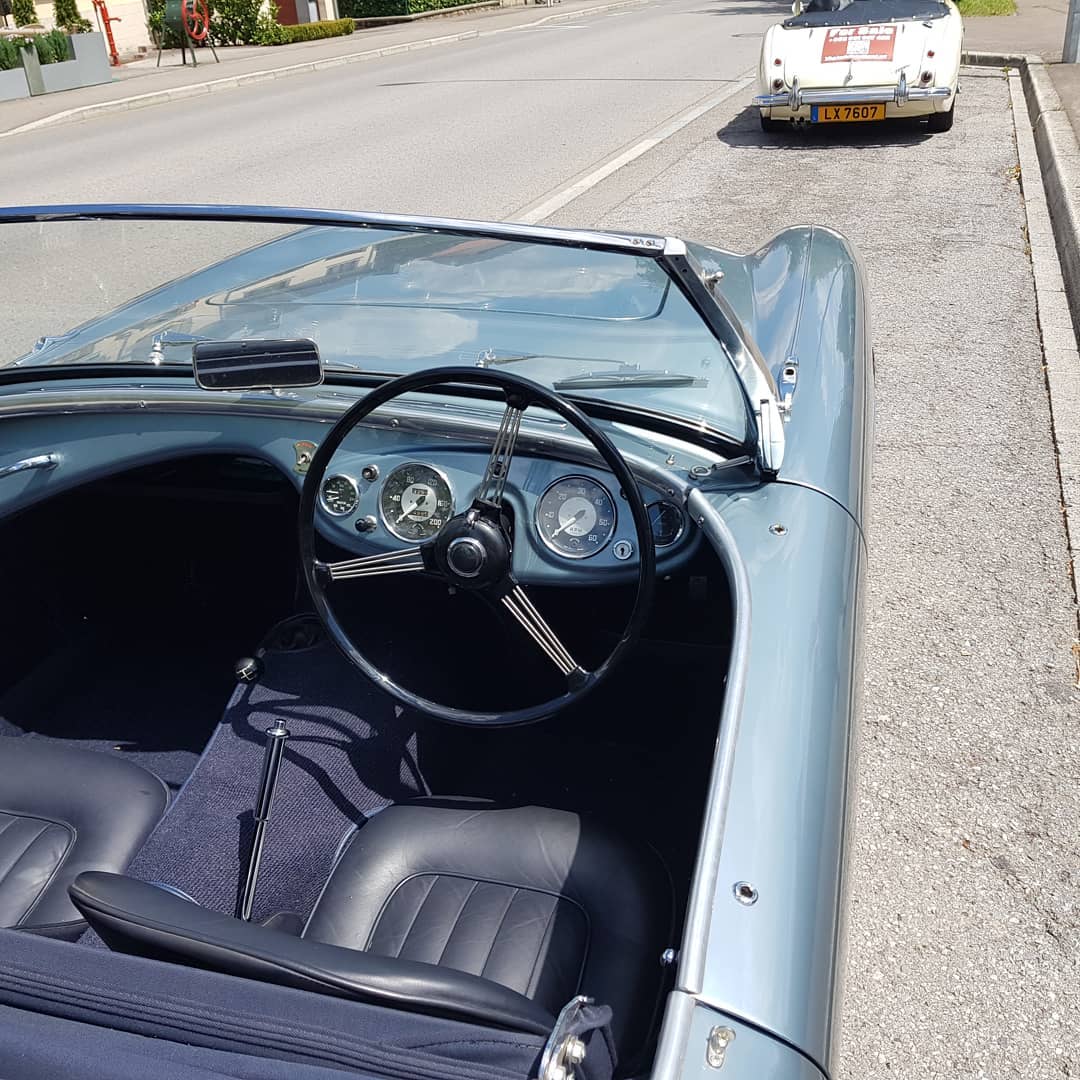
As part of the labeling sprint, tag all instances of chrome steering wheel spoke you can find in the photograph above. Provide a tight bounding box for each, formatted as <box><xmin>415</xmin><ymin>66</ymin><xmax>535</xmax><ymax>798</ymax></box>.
<box><xmin>500</xmin><ymin>582</ymin><xmax>585</xmax><ymax>681</ymax></box>
<box><xmin>475</xmin><ymin>398</ymin><xmax>526</xmax><ymax>507</ymax></box>
<box><xmin>318</xmin><ymin>548</ymin><xmax>427</xmax><ymax>581</ymax></box>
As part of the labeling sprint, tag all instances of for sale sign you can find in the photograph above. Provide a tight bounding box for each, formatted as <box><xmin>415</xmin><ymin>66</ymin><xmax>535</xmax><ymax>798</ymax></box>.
<box><xmin>820</xmin><ymin>25</ymin><xmax>897</xmax><ymax>63</ymax></box>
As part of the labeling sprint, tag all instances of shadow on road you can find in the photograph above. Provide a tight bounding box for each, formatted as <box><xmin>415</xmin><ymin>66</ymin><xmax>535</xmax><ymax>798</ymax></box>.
<box><xmin>685</xmin><ymin>0</ymin><xmax>789</xmax><ymax>13</ymax></box>
<box><xmin>716</xmin><ymin>105</ymin><xmax>934</xmax><ymax>148</ymax></box>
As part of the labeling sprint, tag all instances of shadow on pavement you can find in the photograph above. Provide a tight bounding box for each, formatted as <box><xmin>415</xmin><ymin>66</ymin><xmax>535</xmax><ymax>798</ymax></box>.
<box><xmin>716</xmin><ymin>104</ymin><xmax>934</xmax><ymax>148</ymax></box>
<box><xmin>685</xmin><ymin>1</ymin><xmax>789</xmax><ymax>13</ymax></box>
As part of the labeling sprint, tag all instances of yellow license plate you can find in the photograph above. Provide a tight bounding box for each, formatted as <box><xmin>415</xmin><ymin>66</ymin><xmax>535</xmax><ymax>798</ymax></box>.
<box><xmin>811</xmin><ymin>104</ymin><xmax>886</xmax><ymax>123</ymax></box>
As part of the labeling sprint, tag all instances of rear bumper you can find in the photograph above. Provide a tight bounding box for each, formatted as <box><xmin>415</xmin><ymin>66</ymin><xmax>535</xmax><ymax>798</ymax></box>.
<box><xmin>754</xmin><ymin>74</ymin><xmax>952</xmax><ymax>109</ymax></box>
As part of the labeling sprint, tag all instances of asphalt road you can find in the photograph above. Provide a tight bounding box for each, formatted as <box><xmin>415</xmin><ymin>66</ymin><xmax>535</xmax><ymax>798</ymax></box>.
<box><xmin>0</xmin><ymin>0</ymin><xmax>783</xmax><ymax>217</ymax></box>
<box><xmin>2</xmin><ymin>5</ymin><xmax>1079</xmax><ymax>1078</ymax></box>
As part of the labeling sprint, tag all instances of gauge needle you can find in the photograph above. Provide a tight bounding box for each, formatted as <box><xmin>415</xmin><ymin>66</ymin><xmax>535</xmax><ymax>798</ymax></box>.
<box><xmin>551</xmin><ymin>509</ymin><xmax>586</xmax><ymax>538</ymax></box>
<box><xmin>396</xmin><ymin>492</ymin><xmax>426</xmax><ymax>524</ymax></box>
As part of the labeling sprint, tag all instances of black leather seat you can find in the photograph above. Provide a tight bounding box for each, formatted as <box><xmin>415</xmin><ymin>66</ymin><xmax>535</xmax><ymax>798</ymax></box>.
<box><xmin>306</xmin><ymin>801</ymin><xmax>672</xmax><ymax>1058</ymax></box>
<box><xmin>0</xmin><ymin>739</ymin><xmax>168</xmax><ymax>935</ymax></box>
<box><xmin>71</xmin><ymin>801</ymin><xmax>672</xmax><ymax>1060</ymax></box>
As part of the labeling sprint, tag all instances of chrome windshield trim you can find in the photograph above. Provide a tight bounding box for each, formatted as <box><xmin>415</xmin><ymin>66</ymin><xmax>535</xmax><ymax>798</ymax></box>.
<box><xmin>659</xmin><ymin>248</ymin><xmax>783</xmax><ymax>473</ymax></box>
<box><xmin>0</xmin><ymin>203</ymin><xmax>667</xmax><ymax>256</ymax></box>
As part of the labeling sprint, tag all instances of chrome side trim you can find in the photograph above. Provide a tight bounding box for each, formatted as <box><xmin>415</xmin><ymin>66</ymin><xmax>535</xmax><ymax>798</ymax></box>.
<box><xmin>675</xmin><ymin>488</ymin><xmax>751</xmax><ymax>995</ymax></box>
<box><xmin>754</xmin><ymin>84</ymin><xmax>952</xmax><ymax>107</ymax></box>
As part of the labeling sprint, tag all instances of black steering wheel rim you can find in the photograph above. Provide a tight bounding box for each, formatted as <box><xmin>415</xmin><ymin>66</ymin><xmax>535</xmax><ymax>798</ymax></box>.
<box><xmin>299</xmin><ymin>367</ymin><xmax>656</xmax><ymax>726</ymax></box>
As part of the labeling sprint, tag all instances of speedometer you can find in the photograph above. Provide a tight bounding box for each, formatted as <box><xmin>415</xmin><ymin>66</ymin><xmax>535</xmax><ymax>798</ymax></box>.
<box><xmin>536</xmin><ymin>476</ymin><xmax>616</xmax><ymax>559</ymax></box>
<box><xmin>379</xmin><ymin>463</ymin><xmax>454</xmax><ymax>542</ymax></box>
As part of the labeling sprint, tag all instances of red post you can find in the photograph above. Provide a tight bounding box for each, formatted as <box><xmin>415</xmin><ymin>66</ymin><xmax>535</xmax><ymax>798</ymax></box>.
<box><xmin>91</xmin><ymin>0</ymin><xmax>121</xmax><ymax>67</ymax></box>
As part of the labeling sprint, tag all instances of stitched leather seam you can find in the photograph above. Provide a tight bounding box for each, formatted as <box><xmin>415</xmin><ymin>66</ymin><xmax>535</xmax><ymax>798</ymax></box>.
<box><xmin>373</xmin><ymin>873</ymin><xmax>440</xmax><ymax>958</ymax></box>
<box><xmin>368</xmin><ymin>871</ymin><xmax>591</xmax><ymax>950</ymax></box>
<box><xmin>522</xmin><ymin>893</ymin><xmax>573</xmax><ymax>1001</ymax></box>
<box><xmin>477</xmin><ymin>887</ymin><xmax>519</xmax><ymax>984</ymax></box>
<box><xmin>433</xmin><ymin>879</ymin><xmax>481</xmax><ymax>967</ymax></box>
<box><xmin>0</xmin><ymin>810</ymin><xmax>76</xmax><ymax>926</ymax></box>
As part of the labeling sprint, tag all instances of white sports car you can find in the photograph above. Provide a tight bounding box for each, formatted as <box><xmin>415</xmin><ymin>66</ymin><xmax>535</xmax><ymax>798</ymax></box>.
<box><xmin>754</xmin><ymin>0</ymin><xmax>963</xmax><ymax>133</ymax></box>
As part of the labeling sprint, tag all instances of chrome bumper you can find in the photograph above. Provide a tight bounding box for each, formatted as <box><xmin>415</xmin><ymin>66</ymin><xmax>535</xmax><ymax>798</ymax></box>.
<box><xmin>754</xmin><ymin>73</ymin><xmax>952</xmax><ymax>109</ymax></box>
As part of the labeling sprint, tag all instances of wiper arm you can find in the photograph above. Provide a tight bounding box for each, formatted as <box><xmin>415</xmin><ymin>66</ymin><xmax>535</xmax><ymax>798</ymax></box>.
<box><xmin>553</xmin><ymin>367</ymin><xmax>708</xmax><ymax>390</ymax></box>
<box><xmin>149</xmin><ymin>330</ymin><xmax>212</xmax><ymax>364</ymax></box>
<box><xmin>475</xmin><ymin>348</ymin><xmax>620</xmax><ymax>369</ymax></box>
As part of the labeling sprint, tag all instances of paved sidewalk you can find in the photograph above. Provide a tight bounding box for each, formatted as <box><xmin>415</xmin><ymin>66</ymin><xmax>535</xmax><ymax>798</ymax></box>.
<box><xmin>0</xmin><ymin>0</ymin><xmax>639</xmax><ymax>135</ymax></box>
<box><xmin>963</xmin><ymin>0</ymin><xmax>1080</xmax><ymax>134</ymax></box>
<box><xmin>965</xmin><ymin>0</ymin><xmax>1067</xmax><ymax>60</ymax></box>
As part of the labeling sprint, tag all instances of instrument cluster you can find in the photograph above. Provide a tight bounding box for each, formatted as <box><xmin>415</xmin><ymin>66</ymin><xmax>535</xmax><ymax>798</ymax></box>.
<box><xmin>317</xmin><ymin>452</ymin><xmax>694</xmax><ymax>581</ymax></box>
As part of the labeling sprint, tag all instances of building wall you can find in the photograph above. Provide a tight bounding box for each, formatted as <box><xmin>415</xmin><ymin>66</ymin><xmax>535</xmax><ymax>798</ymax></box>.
<box><xmin>35</xmin><ymin>0</ymin><xmax>153</xmax><ymax>57</ymax></box>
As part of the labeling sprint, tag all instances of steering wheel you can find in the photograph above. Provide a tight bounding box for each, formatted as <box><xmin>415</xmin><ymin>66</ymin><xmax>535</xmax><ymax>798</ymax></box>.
<box><xmin>299</xmin><ymin>367</ymin><xmax>656</xmax><ymax>726</ymax></box>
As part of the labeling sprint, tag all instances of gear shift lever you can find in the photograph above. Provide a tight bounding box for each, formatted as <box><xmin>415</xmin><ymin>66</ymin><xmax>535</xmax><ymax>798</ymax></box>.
<box><xmin>236</xmin><ymin>718</ymin><xmax>290</xmax><ymax>921</ymax></box>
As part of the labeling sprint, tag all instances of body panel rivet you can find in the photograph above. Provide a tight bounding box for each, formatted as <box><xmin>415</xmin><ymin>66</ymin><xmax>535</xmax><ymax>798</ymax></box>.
<box><xmin>733</xmin><ymin>881</ymin><xmax>758</xmax><ymax>905</ymax></box>
<box><xmin>769</xmin><ymin>523</ymin><xmax>787</xmax><ymax>536</ymax></box>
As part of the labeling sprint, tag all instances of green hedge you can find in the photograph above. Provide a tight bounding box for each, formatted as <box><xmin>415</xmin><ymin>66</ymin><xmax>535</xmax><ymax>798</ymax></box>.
<box><xmin>0</xmin><ymin>35</ymin><xmax>27</xmax><ymax>68</ymax></box>
<box><xmin>266</xmin><ymin>17</ymin><xmax>354</xmax><ymax>42</ymax></box>
<box><xmin>341</xmin><ymin>0</ymin><xmax>487</xmax><ymax>19</ymax></box>
<box><xmin>33</xmin><ymin>27</ymin><xmax>72</xmax><ymax>62</ymax></box>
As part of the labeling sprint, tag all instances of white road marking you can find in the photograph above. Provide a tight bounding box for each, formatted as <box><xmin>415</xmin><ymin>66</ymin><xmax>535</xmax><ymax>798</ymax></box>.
<box><xmin>514</xmin><ymin>75</ymin><xmax>754</xmax><ymax>225</ymax></box>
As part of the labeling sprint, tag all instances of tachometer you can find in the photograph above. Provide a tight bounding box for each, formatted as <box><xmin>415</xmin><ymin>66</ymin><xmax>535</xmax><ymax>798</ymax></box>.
<box><xmin>379</xmin><ymin>463</ymin><xmax>454</xmax><ymax>542</ymax></box>
<box><xmin>536</xmin><ymin>476</ymin><xmax>616</xmax><ymax>559</ymax></box>
<box><xmin>320</xmin><ymin>475</ymin><xmax>359</xmax><ymax>517</ymax></box>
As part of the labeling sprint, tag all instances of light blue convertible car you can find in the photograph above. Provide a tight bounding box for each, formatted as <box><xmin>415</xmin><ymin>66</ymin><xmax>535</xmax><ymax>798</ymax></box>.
<box><xmin>0</xmin><ymin>206</ymin><xmax>871</xmax><ymax>1080</ymax></box>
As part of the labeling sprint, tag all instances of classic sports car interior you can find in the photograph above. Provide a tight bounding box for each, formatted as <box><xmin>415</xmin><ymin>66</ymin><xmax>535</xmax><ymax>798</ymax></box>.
<box><xmin>0</xmin><ymin>208</ymin><xmax>793</xmax><ymax>1080</ymax></box>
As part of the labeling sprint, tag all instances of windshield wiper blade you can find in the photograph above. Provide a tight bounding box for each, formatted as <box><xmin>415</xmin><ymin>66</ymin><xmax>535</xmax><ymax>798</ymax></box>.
<box><xmin>553</xmin><ymin>368</ymin><xmax>708</xmax><ymax>390</ymax></box>
<box><xmin>474</xmin><ymin>348</ymin><xmax>619</xmax><ymax>369</ymax></box>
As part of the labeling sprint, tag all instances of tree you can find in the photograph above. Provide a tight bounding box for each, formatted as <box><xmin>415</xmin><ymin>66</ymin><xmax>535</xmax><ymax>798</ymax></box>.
<box><xmin>12</xmin><ymin>0</ymin><xmax>40</xmax><ymax>26</ymax></box>
<box><xmin>53</xmin><ymin>0</ymin><xmax>91</xmax><ymax>31</ymax></box>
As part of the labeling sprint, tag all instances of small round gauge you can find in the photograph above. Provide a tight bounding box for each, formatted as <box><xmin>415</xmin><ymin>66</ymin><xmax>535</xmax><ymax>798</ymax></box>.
<box><xmin>647</xmin><ymin>500</ymin><xmax>684</xmax><ymax>548</ymax></box>
<box><xmin>536</xmin><ymin>476</ymin><xmax>617</xmax><ymax>559</ymax></box>
<box><xmin>379</xmin><ymin>463</ymin><xmax>454</xmax><ymax>542</ymax></box>
<box><xmin>320</xmin><ymin>475</ymin><xmax>359</xmax><ymax>517</ymax></box>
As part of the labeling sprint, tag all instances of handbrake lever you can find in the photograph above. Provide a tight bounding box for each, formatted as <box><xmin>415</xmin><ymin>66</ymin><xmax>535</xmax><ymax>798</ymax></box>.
<box><xmin>236</xmin><ymin>717</ymin><xmax>290</xmax><ymax>921</ymax></box>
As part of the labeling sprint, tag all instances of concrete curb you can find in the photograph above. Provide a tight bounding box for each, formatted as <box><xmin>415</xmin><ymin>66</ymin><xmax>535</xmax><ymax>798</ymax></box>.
<box><xmin>966</xmin><ymin>51</ymin><xmax>1080</xmax><ymax>656</ymax></box>
<box><xmin>0</xmin><ymin>0</ymin><xmax>646</xmax><ymax>139</ymax></box>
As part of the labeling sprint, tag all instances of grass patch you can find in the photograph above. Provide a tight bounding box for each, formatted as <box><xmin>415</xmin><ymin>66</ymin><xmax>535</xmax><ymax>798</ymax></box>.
<box><xmin>955</xmin><ymin>0</ymin><xmax>1016</xmax><ymax>16</ymax></box>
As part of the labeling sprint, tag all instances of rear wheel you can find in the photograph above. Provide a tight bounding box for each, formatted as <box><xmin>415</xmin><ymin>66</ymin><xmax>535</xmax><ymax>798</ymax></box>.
<box><xmin>927</xmin><ymin>102</ymin><xmax>955</xmax><ymax>133</ymax></box>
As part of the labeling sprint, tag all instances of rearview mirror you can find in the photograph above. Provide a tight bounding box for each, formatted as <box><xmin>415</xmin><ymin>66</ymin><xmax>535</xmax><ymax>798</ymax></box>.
<box><xmin>791</xmin><ymin>0</ymin><xmax>803</xmax><ymax>11</ymax></box>
<box><xmin>193</xmin><ymin>339</ymin><xmax>323</xmax><ymax>391</ymax></box>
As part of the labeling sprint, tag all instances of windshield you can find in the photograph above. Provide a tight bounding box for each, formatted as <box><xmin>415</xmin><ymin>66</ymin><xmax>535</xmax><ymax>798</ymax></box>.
<box><xmin>1</xmin><ymin>215</ymin><xmax>752</xmax><ymax>443</ymax></box>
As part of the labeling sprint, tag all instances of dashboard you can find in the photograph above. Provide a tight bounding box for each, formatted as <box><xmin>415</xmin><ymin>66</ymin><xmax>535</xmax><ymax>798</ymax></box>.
<box><xmin>314</xmin><ymin>447</ymin><xmax>698</xmax><ymax>585</ymax></box>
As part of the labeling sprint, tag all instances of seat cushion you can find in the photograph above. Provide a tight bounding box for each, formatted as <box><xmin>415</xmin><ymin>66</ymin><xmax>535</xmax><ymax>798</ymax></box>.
<box><xmin>0</xmin><ymin>740</ymin><xmax>169</xmax><ymax>930</ymax></box>
<box><xmin>304</xmin><ymin>801</ymin><xmax>672</xmax><ymax>1062</ymax></box>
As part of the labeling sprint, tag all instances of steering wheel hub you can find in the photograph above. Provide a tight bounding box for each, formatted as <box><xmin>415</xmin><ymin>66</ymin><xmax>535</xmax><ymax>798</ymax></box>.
<box><xmin>446</xmin><ymin>537</ymin><xmax>487</xmax><ymax>579</ymax></box>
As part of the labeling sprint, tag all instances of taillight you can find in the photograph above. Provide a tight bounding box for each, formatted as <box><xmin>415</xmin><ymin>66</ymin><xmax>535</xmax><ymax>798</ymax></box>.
<box><xmin>773</xmin><ymin>57</ymin><xmax>782</xmax><ymax>66</ymax></box>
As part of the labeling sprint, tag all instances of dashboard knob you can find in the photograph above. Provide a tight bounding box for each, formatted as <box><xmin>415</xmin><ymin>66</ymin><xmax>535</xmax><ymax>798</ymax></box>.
<box><xmin>354</xmin><ymin>515</ymin><xmax>378</xmax><ymax>533</ymax></box>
